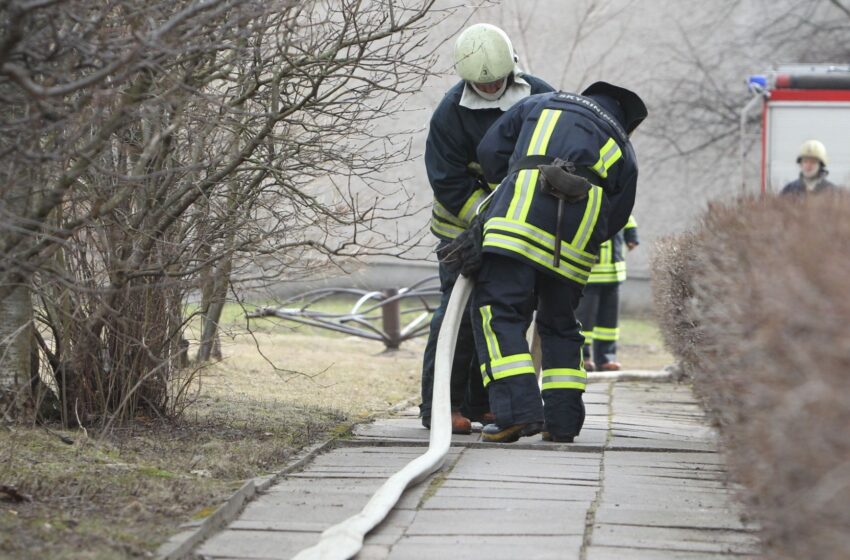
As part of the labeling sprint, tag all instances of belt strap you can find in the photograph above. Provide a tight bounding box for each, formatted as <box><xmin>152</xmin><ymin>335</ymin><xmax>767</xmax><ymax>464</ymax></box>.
<box><xmin>509</xmin><ymin>154</ymin><xmax>610</xmax><ymax>192</ymax></box>
<box><xmin>508</xmin><ymin>155</ymin><xmax>555</xmax><ymax>176</ymax></box>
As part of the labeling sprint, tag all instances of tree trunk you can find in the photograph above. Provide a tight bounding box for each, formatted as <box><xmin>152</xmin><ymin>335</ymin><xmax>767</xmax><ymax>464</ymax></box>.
<box><xmin>197</xmin><ymin>258</ymin><xmax>231</xmax><ymax>362</ymax></box>
<box><xmin>0</xmin><ymin>286</ymin><xmax>33</xmax><ymax>422</ymax></box>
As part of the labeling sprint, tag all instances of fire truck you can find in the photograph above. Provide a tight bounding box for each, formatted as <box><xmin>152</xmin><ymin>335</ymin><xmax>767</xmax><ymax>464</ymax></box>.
<box><xmin>743</xmin><ymin>64</ymin><xmax>850</xmax><ymax>194</ymax></box>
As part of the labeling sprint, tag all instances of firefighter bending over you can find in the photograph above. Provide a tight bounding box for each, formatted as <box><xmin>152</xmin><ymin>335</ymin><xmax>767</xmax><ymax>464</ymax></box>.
<box><xmin>442</xmin><ymin>83</ymin><xmax>647</xmax><ymax>443</ymax></box>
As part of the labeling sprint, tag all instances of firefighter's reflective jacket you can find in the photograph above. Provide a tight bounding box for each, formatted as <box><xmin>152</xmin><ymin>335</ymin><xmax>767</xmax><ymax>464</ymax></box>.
<box><xmin>589</xmin><ymin>216</ymin><xmax>639</xmax><ymax>284</ymax></box>
<box><xmin>425</xmin><ymin>74</ymin><xmax>554</xmax><ymax>240</ymax></box>
<box><xmin>476</xmin><ymin>91</ymin><xmax>639</xmax><ymax>287</ymax></box>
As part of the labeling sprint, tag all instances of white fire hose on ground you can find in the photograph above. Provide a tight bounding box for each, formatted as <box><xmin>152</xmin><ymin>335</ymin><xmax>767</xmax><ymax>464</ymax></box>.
<box><xmin>291</xmin><ymin>276</ymin><xmax>474</xmax><ymax>560</ymax></box>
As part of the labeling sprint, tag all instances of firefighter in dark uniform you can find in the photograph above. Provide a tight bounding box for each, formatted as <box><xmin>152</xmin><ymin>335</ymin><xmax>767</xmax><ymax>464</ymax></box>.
<box><xmin>471</xmin><ymin>83</ymin><xmax>647</xmax><ymax>443</ymax></box>
<box><xmin>576</xmin><ymin>215</ymin><xmax>639</xmax><ymax>372</ymax></box>
<box><xmin>781</xmin><ymin>140</ymin><xmax>837</xmax><ymax>196</ymax></box>
<box><xmin>420</xmin><ymin>23</ymin><xmax>553</xmax><ymax>433</ymax></box>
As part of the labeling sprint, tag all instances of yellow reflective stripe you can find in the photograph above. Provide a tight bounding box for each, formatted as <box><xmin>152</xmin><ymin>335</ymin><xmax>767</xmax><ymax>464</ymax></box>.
<box><xmin>433</xmin><ymin>201</ymin><xmax>466</xmax><ymax>227</ymax></box>
<box><xmin>485</xmin><ymin>217</ymin><xmax>596</xmax><ymax>265</ymax></box>
<box><xmin>571</xmin><ymin>186</ymin><xmax>603</xmax><ymax>251</ymax></box>
<box><xmin>458</xmin><ymin>188</ymin><xmax>488</xmax><ymax>223</ymax></box>
<box><xmin>589</xmin><ymin>260</ymin><xmax>625</xmax><ymax>283</ymax></box>
<box><xmin>591</xmin><ymin>138</ymin><xmax>616</xmax><ymax>178</ymax></box>
<box><xmin>527</xmin><ymin>109</ymin><xmax>559</xmax><ymax>156</ymax></box>
<box><xmin>581</xmin><ymin>330</ymin><xmax>593</xmax><ymax>343</ymax></box>
<box><xmin>520</xmin><ymin>109</ymin><xmax>562</xmax><ymax>222</ymax></box>
<box><xmin>430</xmin><ymin>216</ymin><xmax>465</xmax><ymax>239</ymax></box>
<box><xmin>593</xmin><ymin>326</ymin><xmax>620</xmax><ymax>341</ymax></box>
<box><xmin>542</xmin><ymin>380</ymin><xmax>587</xmax><ymax>390</ymax></box>
<box><xmin>625</xmin><ymin>215</ymin><xmax>638</xmax><ymax>229</ymax></box>
<box><xmin>480</xmin><ymin>305</ymin><xmax>502</xmax><ymax>361</ymax></box>
<box><xmin>481</xmin><ymin>353</ymin><xmax>536</xmax><ymax>387</ymax></box>
<box><xmin>541</xmin><ymin>368</ymin><xmax>587</xmax><ymax>390</ymax></box>
<box><xmin>591</xmin><ymin>137</ymin><xmax>622</xmax><ymax>179</ymax></box>
<box><xmin>488</xmin><ymin>182</ymin><xmax>500</xmax><ymax>190</ymax></box>
<box><xmin>597</xmin><ymin>239</ymin><xmax>612</xmax><ymax>265</ymax></box>
<box><xmin>535</xmin><ymin>110</ymin><xmax>562</xmax><ymax>155</ymax></box>
<box><xmin>507</xmin><ymin>109</ymin><xmax>564</xmax><ymax>222</ymax></box>
<box><xmin>483</xmin><ymin>234</ymin><xmax>590</xmax><ymax>284</ymax></box>
<box><xmin>507</xmin><ymin>169</ymin><xmax>536</xmax><ymax>221</ymax></box>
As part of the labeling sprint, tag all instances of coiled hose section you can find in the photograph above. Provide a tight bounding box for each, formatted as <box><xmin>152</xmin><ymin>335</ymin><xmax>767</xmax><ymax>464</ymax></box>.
<box><xmin>291</xmin><ymin>275</ymin><xmax>474</xmax><ymax>560</ymax></box>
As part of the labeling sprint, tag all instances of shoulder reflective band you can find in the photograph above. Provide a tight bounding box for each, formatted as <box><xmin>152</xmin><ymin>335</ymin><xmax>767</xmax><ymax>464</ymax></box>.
<box><xmin>591</xmin><ymin>138</ymin><xmax>623</xmax><ymax>179</ymax></box>
<box><xmin>508</xmin><ymin>109</ymin><xmax>562</xmax><ymax>222</ymax></box>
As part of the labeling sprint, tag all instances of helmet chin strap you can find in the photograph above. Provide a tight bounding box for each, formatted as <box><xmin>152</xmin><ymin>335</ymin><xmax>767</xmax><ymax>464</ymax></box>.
<box><xmin>471</xmin><ymin>79</ymin><xmax>508</xmax><ymax>101</ymax></box>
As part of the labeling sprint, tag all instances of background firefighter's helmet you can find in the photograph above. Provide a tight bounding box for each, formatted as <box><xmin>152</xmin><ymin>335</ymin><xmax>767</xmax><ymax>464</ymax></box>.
<box><xmin>797</xmin><ymin>140</ymin><xmax>828</xmax><ymax>167</ymax></box>
<box><xmin>581</xmin><ymin>82</ymin><xmax>648</xmax><ymax>134</ymax></box>
<box><xmin>453</xmin><ymin>23</ymin><xmax>517</xmax><ymax>84</ymax></box>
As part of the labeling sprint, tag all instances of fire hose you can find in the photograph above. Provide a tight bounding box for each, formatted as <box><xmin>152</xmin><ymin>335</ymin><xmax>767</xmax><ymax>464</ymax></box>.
<box><xmin>291</xmin><ymin>275</ymin><xmax>474</xmax><ymax>560</ymax></box>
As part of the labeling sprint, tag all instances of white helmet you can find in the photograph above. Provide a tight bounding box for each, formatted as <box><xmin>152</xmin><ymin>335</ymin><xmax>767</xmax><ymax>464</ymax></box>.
<box><xmin>453</xmin><ymin>23</ymin><xmax>517</xmax><ymax>84</ymax></box>
<box><xmin>797</xmin><ymin>140</ymin><xmax>828</xmax><ymax>166</ymax></box>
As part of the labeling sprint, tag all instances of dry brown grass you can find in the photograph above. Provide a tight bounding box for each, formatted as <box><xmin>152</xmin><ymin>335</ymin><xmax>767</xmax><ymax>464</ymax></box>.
<box><xmin>0</xmin><ymin>313</ymin><xmax>665</xmax><ymax>559</ymax></box>
<box><xmin>652</xmin><ymin>192</ymin><xmax>850</xmax><ymax>560</ymax></box>
<box><xmin>0</xmin><ymin>331</ymin><xmax>423</xmax><ymax>560</ymax></box>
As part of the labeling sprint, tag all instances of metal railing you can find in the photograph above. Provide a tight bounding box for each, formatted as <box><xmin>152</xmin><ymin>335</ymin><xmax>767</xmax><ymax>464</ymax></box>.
<box><xmin>246</xmin><ymin>276</ymin><xmax>441</xmax><ymax>350</ymax></box>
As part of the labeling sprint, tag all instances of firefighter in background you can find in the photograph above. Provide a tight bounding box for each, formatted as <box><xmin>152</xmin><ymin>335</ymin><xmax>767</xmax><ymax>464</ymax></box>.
<box><xmin>420</xmin><ymin>23</ymin><xmax>554</xmax><ymax>433</ymax></box>
<box><xmin>576</xmin><ymin>216</ymin><xmax>639</xmax><ymax>372</ymax></box>
<box><xmin>468</xmin><ymin>83</ymin><xmax>647</xmax><ymax>443</ymax></box>
<box><xmin>781</xmin><ymin>140</ymin><xmax>837</xmax><ymax>196</ymax></box>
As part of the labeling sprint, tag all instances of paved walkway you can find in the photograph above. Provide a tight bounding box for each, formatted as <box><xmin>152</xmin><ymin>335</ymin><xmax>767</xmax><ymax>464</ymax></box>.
<box><xmin>195</xmin><ymin>382</ymin><xmax>761</xmax><ymax>559</ymax></box>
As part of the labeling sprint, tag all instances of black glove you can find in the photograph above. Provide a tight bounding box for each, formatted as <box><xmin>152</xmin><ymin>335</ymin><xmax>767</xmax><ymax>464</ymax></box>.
<box><xmin>538</xmin><ymin>158</ymin><xmax>591</xmax><ymax>203</ymax></box>
<box><xmin>437</xmin><ymin>214</ymin><xmax>484</xmax><ymax>278</ymax></box>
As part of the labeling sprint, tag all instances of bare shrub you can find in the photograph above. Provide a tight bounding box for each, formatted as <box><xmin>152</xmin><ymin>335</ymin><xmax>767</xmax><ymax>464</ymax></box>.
<box><xmin>0</xmin><ymin>0</ymin><xmax>441</xmax><ymax>427</ymax></box>
<box><xmin>652</xmin><ymin>193</ymin><xmax>850</xmax><ymax>559</ymax></box>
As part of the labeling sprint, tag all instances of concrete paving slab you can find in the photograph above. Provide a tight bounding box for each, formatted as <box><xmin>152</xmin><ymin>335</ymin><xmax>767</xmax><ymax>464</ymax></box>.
<box><xmin>602</xmin><ymin>473</ymin><xmax>732</xmax><ymax>490</ymax></box>
<box><xmin>385</xmin><ymin>535</ymin><xmax>583</xmax><ymax>560</ymax></box>
<box><xmin>404</xmin><ymin>507</ymin><xmax>588</xmax><ymax>535</ymax></box>
<box><xmin>594</xmin><ymin>507</ymin><xmax>756</xmax><ymax>531</ymax></box>
<box><xmin>354</xmin><ymin>543</ymin><xmax>392</xmax><ymax>560</ymax></box>
<box><xmin>602</xmin><ymin>451</ymin><xmax>724</xmax><ymax>466</ymax></box>
<box><xmin>421</xmin><ymin>495</ymin><xmax>594</xmax><ymax>511</ymax></box>
<box><xmin>230</xmin><ymin>509</ymin><xmax>416</xmax><ymax>534</ymax></box>
<box><xmin>433</xmin><ymin>480</ymin><xmax>600</xmax><ymax>502</ymax></box>
<box><xmin>601</xmin><ymin>488</ymin><xmax>742</xmax><ymax>510</ymax></box>
<box><xmin>191</xmin><ymin>381</ymin><xmax>761</xmax><ymax>560</ymax></box>
<box><xmin>591</xmin><ymin>524</ymin><xmax>761</xmax><ymax>554</ymax></box>
<box><xmin>197</xmin><ymin>530</ymin><xmax>321</xmax><ymax>559</ymax></box>
<box><xmin>586</xmin><ymin>546</ymin><xmax>760</xmax><ymax>560</ymax></box>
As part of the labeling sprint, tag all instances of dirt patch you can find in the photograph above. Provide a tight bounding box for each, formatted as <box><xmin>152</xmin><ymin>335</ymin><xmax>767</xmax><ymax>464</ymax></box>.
<box><xmin>651</xmin><ymin>193</ymin><xmax>850</xmax><ymax>560</ymax></box>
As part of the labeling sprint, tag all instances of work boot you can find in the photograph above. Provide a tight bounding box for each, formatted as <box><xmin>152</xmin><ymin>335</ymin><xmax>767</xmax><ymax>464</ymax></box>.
<box><xmin>476</xmin><ymin>412</ymin><xmax>496</xmax><ymax>424</ymax></box>
<box><xmin>482</xmin><ymin>421</ymin><xmax>543</xmax><ymax>443</ymax></box>
<box><xmin>584</xmin><ymin>359</ymin><xmax>596</xmax><ymax>372</ymax></box>
<box><xmin>541</xmin><ymin>430</ymin><xmax>575</xmax><ymax>443</ymax></box>
<box><xmin>451</xmin><ymin>410</ymin><xmax>472</xmax><ymax>434</ymax></box>
<box><xmin>421</xmin><ymin>411</ymin><xmax>472</xmax><ymax>434</ymax></box>
<box><xmin>600</xmin><ymin>361</ymin><xmax>621</xmax><ymax>371</ymax></box>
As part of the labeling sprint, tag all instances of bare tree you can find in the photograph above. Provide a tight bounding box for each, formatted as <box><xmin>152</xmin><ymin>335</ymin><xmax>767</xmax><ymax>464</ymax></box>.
<box><xmin>0</xmin><ymin>0</ymin><xmax>444</xmax><ymax>426</ymax></box>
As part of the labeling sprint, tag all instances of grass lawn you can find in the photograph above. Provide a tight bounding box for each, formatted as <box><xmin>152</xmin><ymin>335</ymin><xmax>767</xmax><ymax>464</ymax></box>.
<box><xmin>0</xmin><ymin>301</ymin><xmax>669</xmax><ymax>559</ymax></box>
